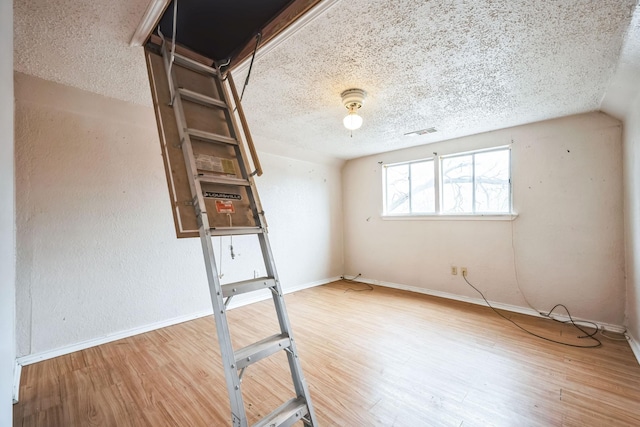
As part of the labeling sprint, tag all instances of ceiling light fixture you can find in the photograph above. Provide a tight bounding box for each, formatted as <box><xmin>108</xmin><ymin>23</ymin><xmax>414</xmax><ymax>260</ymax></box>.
<box><xmin>341</xmin><ymin>88</ymin><xmax>367</xmax><ymax>131</ymax></box>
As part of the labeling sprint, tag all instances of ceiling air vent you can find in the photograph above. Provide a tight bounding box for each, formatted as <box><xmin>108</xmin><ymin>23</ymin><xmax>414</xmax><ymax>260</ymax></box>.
<box><xmin>404</xmin><ymin>127</ymin><xmax>437</xmax><ymax>136</ymax></box>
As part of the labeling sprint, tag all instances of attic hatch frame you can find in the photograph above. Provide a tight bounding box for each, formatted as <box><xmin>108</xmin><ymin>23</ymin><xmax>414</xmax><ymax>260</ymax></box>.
<box><xmin>130</xmin><ymin>0</ymin><xmax>326</xmax><ymax>72</ymax></box>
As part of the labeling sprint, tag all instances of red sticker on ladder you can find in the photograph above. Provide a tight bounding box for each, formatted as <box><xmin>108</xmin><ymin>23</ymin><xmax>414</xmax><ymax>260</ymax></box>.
<box><xmin>215</xmin><ymin>200</ymin><xmax>235</xmax><ymax>214</ymax></box>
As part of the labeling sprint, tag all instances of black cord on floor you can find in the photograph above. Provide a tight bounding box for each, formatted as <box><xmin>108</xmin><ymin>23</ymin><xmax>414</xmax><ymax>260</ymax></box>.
<box><xmin>340</xmin><ymin>274</ymin><xmax>373</xmax><ymax>292</ymax></box>
<box><xmin>462</xmin><ymin>275</ymin><xmax>601</xmax><ymax>348</ymax></box>
<box><xmin>542</xmin><ymin>304</ymin><xmax>599</xmax><ymax>338</ymax></box>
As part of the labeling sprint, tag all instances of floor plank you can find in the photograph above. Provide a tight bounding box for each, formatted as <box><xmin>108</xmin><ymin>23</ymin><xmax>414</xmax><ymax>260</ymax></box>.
<box><xmin>13</xmin><ymin>281</ymin><xmax>640</xmax><ymax>426</ymax></box>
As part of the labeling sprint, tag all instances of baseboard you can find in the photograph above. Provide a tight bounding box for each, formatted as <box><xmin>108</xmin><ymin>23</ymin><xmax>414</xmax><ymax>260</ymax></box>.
<box><xmin>287</xmin><ymin>276</ymin><xmax>342</xmax><ymax>293</ymax></box>
<box><xmin>16</xmin><ymin>309</ymin><xmax>214</xmax><ymax>366</ymax></box>
<box><xmin>225</xmin><ymin>276</ymin><xmax>342</xmax><ymax>309</ymax></box>
<box><xmin>17</xmin><ymin>277</ymin><xmax>338</xmax><ymax>367</ymax></box>
<box><xmin>13</xmin><ymin>361</ymin><xmax>21</xmax><ymax>403</ymax></box>
<box><xmin>357</xmin><ymin>277</ymin><xmax>627</xmax><ymax>334</ymax></box>
<box><xmin>628</xmin><ymin>331</ymin><xmax>640</xmax><ymax>366</ymax></box>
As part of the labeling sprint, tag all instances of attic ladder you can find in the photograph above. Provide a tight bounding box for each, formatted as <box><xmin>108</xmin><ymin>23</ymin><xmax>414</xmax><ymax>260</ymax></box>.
<box><xmin>149</xmin><ymin>39</ymin><xmax>318</xmax><ymax>427</ymax></box>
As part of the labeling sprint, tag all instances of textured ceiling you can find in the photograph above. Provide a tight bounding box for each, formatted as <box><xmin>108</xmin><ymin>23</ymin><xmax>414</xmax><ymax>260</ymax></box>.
<box><xmin>14</xmin><ymin>0</ymin><xmax>152</xmax><ymax>106</ymax></box>
<box><xmin>14</xmin><ymin>0</ymin><xmax>640</xmax><ymax>161</ymax></box>
<box><xmin>235</xmin><ymin>0</ymin><xmax>637</xmax><ymax>160</ymax></box>
<box><xmin>601</xmin><ymin>3</ymin><xmax>640</xmax><ymax>119</ymax></box>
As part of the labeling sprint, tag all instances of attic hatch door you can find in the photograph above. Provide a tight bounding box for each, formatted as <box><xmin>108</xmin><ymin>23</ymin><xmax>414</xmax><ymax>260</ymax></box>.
<box><xmin>144</xmin><ymin>40</ymin><xmax>261</xmax><ymax>238</ymax></box>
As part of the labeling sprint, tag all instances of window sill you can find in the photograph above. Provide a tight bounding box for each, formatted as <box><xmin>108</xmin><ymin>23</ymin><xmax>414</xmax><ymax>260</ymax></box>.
<box><xmin>381</xmin><ymin>213</ymin><xmax>518</xmax><ymax>221</ymax></box>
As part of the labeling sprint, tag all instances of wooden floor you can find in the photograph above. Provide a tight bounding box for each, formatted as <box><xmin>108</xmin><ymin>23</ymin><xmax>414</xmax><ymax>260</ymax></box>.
<box><xmin>14</xmin><ymin>281</ymin><xmax>640</xmax><ymax>426</ymax></box>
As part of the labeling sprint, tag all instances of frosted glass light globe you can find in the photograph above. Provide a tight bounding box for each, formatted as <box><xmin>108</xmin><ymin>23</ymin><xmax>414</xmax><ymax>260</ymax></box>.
<box><xmin>343</xmin><ymin>112</ymin><xmax>363</xmax><ymax>130</ymax></box>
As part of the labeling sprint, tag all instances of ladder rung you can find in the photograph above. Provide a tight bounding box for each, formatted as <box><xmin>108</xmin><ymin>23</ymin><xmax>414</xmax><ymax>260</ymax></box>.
<box><xmin>254</xmin><ymin>397</ymin><xmax>309</xmax><ymax>427</ymax></box>
<box><xmin>198</xmin><ymin>175</ymin><xmax>250</xmax><ymax>187</ymax></box>
<box><xmin>221</xmin><ymin>277</ymin><xmax>276</xmax><ymax>298</ymax></box>
<box><xmin>178</xmin><ymin>88</ymin><xmax>227</xmax><ymax>109</ymax></box>
<box><xmin>173</xmin><ymin>53</ymin><xmax>218</xmax><ymax>76</ymax></box>
<box><xmin>235</xmin><ymin>333</ymin><xmax>291</xmax><ymax>370</ymax></box>
<box><xmin>209</xmin><ymin>227</ymin><xmax>263</xmax><ymax>236</ymax></box>
<box><xmin>186</xmin><ymin>128</ymin><xmax>238</xmax><ymax>146</ymax></box>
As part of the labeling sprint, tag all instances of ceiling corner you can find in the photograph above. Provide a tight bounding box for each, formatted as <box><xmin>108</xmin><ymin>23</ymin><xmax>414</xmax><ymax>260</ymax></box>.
<box><xmin>600</xmin><ymin>1</ymin><xmax>640</xmax><ymax>120</ymax></box>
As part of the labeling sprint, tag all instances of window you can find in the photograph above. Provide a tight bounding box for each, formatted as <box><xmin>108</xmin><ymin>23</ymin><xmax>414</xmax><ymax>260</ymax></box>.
<box><xmin>441</xmin><ymin>148</ymin><xmax>511</xmax><ymax>214</ymax></box>
<box><xmin>383</xmin><ymin>146</ymin><xmax>511</xmax><ymax>216</ymax></box>
<box><xmin>384</xmin><ymin>159</ymin><xmax>435</xmax><ymax>215</ymax></box>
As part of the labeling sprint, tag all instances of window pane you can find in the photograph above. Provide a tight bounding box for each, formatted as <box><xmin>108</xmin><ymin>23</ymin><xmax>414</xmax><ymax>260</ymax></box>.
<box><xmin>385</xmin><ymin>147</ymin><xmax>511</xmax><ymax>216</ymax></box>
<box><xmin>475</xmin><ymin>150</ymin><xmax>510</xmax><ymax>213</ymax></box>
<box><xmin>410</xmin><ymin>161</ymin><xmax>435</xmax><ymax>213</ymax></box>
<box><xmin>386</xmin><ymin>164</ymin><xmax>409</xmax><ymax>214</ymax></box>
<box><xmin>442</xmin><ymin>155</ymin><xmax>473</xmax><ymax>213</ymax></box>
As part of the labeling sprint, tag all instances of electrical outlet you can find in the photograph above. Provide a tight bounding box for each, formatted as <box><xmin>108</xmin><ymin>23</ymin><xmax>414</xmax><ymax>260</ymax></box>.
<box><xmin>461</xmin><ymin>267</ymin><xmax>468</xmax><ymax>277</ymax></box>
<box><xmin>451</xmin><ymin>266</ymin><xmax>457</xmax><ymax>275</ymax></box>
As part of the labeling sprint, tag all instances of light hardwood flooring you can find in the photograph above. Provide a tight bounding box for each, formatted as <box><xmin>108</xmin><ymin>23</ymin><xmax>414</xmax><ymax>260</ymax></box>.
<box><xmin>13</xmin><ymin>281</ymin><xmax>640</xmax><ymax>426</ymax></box>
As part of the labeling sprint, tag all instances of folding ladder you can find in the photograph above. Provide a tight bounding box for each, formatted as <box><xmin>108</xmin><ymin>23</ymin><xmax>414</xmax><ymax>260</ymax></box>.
<box><xmin>144</xmin><ymin>38</ymin><xmax>318</xmax><ymax>427</ymax></box>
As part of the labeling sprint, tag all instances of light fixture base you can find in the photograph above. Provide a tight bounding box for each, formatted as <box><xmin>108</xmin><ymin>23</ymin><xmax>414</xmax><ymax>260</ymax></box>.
<box><xmin>341</xmin><ymin>88</ymin><xmax>367</xmax><ymax>110</ymax></box>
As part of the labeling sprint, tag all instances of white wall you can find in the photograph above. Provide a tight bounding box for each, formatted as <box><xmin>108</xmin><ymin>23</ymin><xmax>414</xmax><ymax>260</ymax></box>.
<box><xmin>14</xmin><ymin>73</ymin><xmax>343</xmax><ymax>359</ymax></box>
<box><xmin>1</xmin><ymin>0</ymin><xmax>15</xmax><ymax>421</ymax></box>
<box><xmin>343</xmin><ymin>113</ymin><xmax>625</xmax><ymax>326</ymax></box>
<box><xmin>624</xmin><ymin>92</ymin><xmax>640</xmax><ymax>350</ymax></box>
<box><xmin>257</xmin><ymin>152</ymin><xmax>344</xmax><ymax>286</ymax></box>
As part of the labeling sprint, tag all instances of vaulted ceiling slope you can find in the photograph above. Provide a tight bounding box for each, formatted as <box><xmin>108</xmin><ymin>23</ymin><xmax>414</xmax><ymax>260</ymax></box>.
<box><xmin>602</xmin><ymin>4</ymin><xmax>640</xmax><ymax>120</ymax></box>
<box><xmin>14</xmin><ymin>0</ymin><xmax>640</xmax><ymax>161</ymax></box>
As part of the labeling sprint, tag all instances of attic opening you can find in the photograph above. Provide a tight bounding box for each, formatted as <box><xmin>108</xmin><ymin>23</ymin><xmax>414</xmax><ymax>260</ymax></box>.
<box><xmin>138</xmin><ymin>0</ymin><xmax>323</xmax><ymax>69</ymax></box>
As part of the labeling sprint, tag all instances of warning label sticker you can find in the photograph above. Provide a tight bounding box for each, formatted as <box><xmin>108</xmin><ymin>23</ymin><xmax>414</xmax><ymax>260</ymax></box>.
<box><xmin>195</xmin><ymin>154</ymin><xmax>236</xmax><ymax>175</ymax></box>
<box><xmin>204</xmin><ymin>192</ymin><xmax>242</xmax><ymax>200</ymax></box>
<box><xmin>215</xmin><ymin>200</ymin><xmax>235</xmax><ymax>214</ymax></box>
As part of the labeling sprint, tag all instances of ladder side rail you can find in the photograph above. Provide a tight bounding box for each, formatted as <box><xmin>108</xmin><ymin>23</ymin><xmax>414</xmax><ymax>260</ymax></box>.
<box><xmin>228</xmin><ymin>72</ymin><xmax>263</xmax><ymax>177</ymax></box>
<box><xmin>160</xmin><ymin>42</ymin><xmax>248</xmax><ymax>427</ymax></box>
<box><xmin>257</xmin><ymin>231</ymin><xmax>318</xmax><ymax>426</ymax></box>
<box><xmin>198</xmin><ymin>224</ymin><xmax>247</xmax><ymax>427</ymax></box>
<box><xmin>220</xmin><ymin>69</ymin><xmax>318</xmax><ymax>427</ymax></box>
<box><xmin>222</xmin><ymin>70</ymin><xmax>318</xmax><ymax>426</ymax></box>
<box><xmin>219</xmin><ymin>78</ymin><xmax>269</xmax><ymax>230</ymax></box>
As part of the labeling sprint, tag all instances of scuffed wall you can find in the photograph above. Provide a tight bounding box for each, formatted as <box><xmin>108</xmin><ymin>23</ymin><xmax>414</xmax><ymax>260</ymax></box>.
<box><xmin>14</xmin><ymin>73</ymin><xmax>343</xmax><ymax>358</ymax></box>
<box><xmin>343</xmin><ymin>113</ymin><xmax>625</xmax><ymax>326</ymax></box>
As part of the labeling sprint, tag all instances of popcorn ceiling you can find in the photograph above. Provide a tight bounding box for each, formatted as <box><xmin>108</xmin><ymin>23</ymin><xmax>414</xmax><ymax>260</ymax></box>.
<box><xmin>14</xmin><ymin>0</ymin><xmax>638</xmax><ymax>159</ymax></box>
<box><xmin>14</xmin><ymin>0</ymin><xmax>153</xmax><ymax>106</ymax></box>
<box><xmin>235</xmin><ymin>0</ymin><xmax>636</xmax><ymax>159</ymax></box>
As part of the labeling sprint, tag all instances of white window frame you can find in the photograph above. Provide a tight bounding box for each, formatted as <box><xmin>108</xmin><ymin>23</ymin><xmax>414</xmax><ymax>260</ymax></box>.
<box><xmin>382</xmin><ymin>145</ymin><xmax>515</xmax><ymax>220</ymax></box>
<box><xmin>382</xmin><ymin>157</ymin><xmax>436</xmax><ymax>216</ymax></box>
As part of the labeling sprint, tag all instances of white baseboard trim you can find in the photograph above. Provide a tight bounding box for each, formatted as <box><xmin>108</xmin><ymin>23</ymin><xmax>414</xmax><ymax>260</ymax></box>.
<box><xmin>13</xmin><ymin>361</ymin><xmax>21</xmax><ymax>403</ymax></box>
<box><xmin>225</xmin><ymin>276</ymin><xmax>341</xmax><ymax>310</ymax></box>
<box><xmin>287</xmin><ymin>276</ymin><xmax>342</xmax><ymax>293</ymax></box>
<box><xmin>357</xmin><ymin>277</ymin><xmax>627</xmax><ymax>334</ymax></box>
<box><xmin>17</xmin><ymin>277</ymin><xmax>338</xmax><ymax>367</ymax></box>
<box><xmin>17</xmin><ymin>309</ymin><xmax>213</xmax><ymax>366</ymax></box>
<box><xmin>628</xmin><ymin>331</ymin><xmax>640</xmax><ymax>366</ymax></box>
